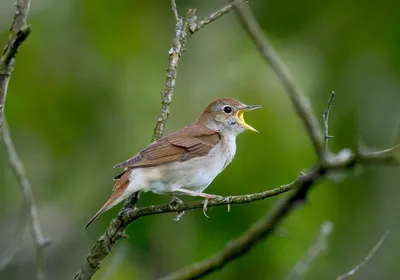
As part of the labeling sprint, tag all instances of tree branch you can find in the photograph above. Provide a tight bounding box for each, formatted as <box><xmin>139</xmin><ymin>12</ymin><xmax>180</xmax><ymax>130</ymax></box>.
<box><xmin>323</xmin><ymin>92</ymin><xmax>335</xmax><ymax>153</ymax></box>
<box><xmin>74</xmin><ymin>2</ymin><xmax>243</xmax><ymax>279</ymax></box>
<box><xmin>231</xmin><ymin>0</ymin><xmax>325</xmax><ymax>159</ymax></box>
<box><xmin>0</xmin><ymin>0</ymin><xmax>32</xmax><ymax>133</ymax></box>
<box><xmin>336</xmin><ymin>231</ymin><xmax>389</xmax><ymax>280</ymax></box>
<box><xmin>2</xmin><ymin>119</ymin><xmax>49</xmax><ymax>280</ymax></box>
<box><xmin>287</xmin><ymin>221</ymin><xmax>334</xmax><ymax>280</ymax></box>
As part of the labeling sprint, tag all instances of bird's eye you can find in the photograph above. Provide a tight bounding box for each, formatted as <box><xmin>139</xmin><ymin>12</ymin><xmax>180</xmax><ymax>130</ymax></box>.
<box><xmin>223</xmin><ymin>106</ymin><xmax>232</xmax><ymax>114</ymax></box>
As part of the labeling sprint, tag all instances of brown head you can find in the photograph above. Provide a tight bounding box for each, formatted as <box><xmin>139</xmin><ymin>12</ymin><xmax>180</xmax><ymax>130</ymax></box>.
<box><xmin>196</xmin><ymin>98</ymin><xmax>261</xmax><ymax>135</ymax></box>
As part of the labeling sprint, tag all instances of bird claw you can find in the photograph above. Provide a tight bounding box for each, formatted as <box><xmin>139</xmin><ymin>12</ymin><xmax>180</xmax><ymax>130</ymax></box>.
<box><xmin>202</xmin><ymin>194</ymin><xmax>220</xmax><ymax>218</ymax></box>
<box><xmin>174</xmin><ymin>210</ymin><xmax>185</xmax><ymax>221</ymax></box>
<box><xmin>169</xmin><ymin>195</ymin><xmax>184</xmax><ymax>210</ymax></box>
<box><xmin>203</xmin><ymin>199</ymin><xmax>210</xmax><ymax>218</ymax></box>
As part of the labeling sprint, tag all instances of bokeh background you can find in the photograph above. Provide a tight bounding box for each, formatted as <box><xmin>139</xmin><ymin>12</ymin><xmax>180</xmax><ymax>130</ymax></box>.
<box><xmin>1</xmin><ymin>0</ymin><xmax>400</xmax><ymax>279</ymax></box>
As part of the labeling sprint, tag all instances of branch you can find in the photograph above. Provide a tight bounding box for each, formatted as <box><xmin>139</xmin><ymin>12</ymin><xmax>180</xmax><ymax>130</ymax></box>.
<box><xmin>287</xmin><ymin>221</ymin><xmax>334</xmax><ymax>280</ymax></box>
<box><xmin>2</xmin><ymin>120</ymin><xmax>49</xmax><ymax>280</ymax></box>
<box><xmin>0</xmin><ymin>0</ymin><xmax>32</xmax><ymax>133</ymax></box>
<box><xmin>73</xmin><ymin>2</ymin><xmax>242</xmax><ymax>279</ymax></box>
<box><xmin>231</xmin><ymin>1</ymin><xmax>325</xmax><ymax>159</ymax></box>
<box><xmin>336</xmin><ymin>231</ymin><xmax>389</xmax><ymax>280</ymax></box>
<box><xmin>323</xmin><ymin>92</ymin><xmax>335</xmax><ymax>153</ymax></box>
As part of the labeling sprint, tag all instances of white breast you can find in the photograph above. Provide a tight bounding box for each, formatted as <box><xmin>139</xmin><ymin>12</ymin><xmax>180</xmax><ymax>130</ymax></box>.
<box><xmin>149</xmin><ymin>134</ymin><xmax>237</xmax><ymax>194</ymax></box>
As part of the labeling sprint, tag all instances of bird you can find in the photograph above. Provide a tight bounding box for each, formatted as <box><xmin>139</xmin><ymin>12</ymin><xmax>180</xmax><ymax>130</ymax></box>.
<box><xmin>85</xmin><ymin>97</ymin><xmax>261</xmax><ymax>228</ymax></box>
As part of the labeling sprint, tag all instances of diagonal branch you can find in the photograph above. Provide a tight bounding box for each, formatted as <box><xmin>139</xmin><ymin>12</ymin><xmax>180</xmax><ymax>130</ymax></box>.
<box><xmin>231</xmin><ymin>1</ymin><xmax>325</xmax><ymax>159</ymax></box>
<box><xmin>0</xmin><ymin>0</ymin><xmax>32</xmax><ymax>133</ymax></box>
<box><xmin>287</xmin><ymin>221</ymin><xmax>334</xmax><ymax>280</ymax></box>
<box><xmin>336</xmin><ymin>231</ymin><xmax>389</xmax><ymax>280</ymax></box>
<box><xmin>2</xmin><ymin>119</ymin><xmax>49</xmax><ymax>280</ymax></box>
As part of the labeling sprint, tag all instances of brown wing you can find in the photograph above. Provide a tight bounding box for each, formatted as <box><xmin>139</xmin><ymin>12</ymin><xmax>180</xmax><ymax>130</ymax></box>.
<box><xmin>113</xmin><ymin>123</ymin><xmax>220</xmax><ymax>169</ymax></box>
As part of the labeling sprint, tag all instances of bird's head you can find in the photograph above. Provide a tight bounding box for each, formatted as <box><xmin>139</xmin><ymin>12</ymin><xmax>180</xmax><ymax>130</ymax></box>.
<box><xmin>197</xmin><ymin>98</ymin><xmax>261</xmax><ymax>135</ymax></box>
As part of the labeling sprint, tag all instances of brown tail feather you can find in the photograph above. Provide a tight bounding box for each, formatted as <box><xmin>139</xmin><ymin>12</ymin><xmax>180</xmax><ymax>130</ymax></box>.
<box><xmin>84</xmin><ymin>197</ymin><xmax>115</xmax><ymax>228</ymax></box>
<box><xmin>85</xmin><ymin>172</ymin><xmax>131</xmax><ymax>228</ymax></box>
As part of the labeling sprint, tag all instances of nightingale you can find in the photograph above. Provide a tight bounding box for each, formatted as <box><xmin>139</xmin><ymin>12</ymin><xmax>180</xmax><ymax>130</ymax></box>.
<box><xmin>85</xmin><ymin>98</ymin><xmax>260</xmax><ymax>228</ymax></box>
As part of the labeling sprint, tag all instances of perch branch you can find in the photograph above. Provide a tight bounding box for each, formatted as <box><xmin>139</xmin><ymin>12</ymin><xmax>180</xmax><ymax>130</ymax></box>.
<box><xmin>232</xmin><ymin>0</ymin><xmax>325</xmax><ymax>159</ymax></box>
<box><xmin>74</xmin><ymin>1</ymin><xmax>243</xmax><ymax>279</ymax></box>
<box><xmin>0</xmin><ymin>0</ymin><xmax>32</xmax><ymax>133</ymax></box>
<box><xmin>287</xmin><ymin>221</ymin><xmax>334</xmax><ymax>280</ymax></box>
<box><xmin>2</xmin><ymin>120</ymin><xmax>48</xmax><ymax>280</ymax></box>
<box><xmin>336</xmin><ymin>231</ymin><xmax>389</xmax><ymax>280</ymax></box>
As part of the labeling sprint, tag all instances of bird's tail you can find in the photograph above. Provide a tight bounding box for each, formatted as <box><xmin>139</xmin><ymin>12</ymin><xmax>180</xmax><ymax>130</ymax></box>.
<box><xmin>85</xmin><ymin>171</ymin><xmax>131</xmax><ymax>228</ymax></box>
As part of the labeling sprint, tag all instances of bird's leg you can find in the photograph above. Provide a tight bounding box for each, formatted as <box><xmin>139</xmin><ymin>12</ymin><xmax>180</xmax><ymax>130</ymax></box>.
<box><xmin>172</xmin><ymin>189</ymin><xmax>220</xmax><ymax>218</ymax></box>
<box><xmin>169</xmin><ymin>194</ymin><xmax>185</xmax><ymax>221</ymax></box>
<box><xmin>169</xmin><ymin>194</ymin><xmax>183</xmax><ymax>204</ymax></box>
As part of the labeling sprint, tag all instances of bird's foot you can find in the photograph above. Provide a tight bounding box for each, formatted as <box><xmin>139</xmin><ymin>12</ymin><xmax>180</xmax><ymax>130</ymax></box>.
<box><xmin>202</xmin><ymin>194</ymin><xmax>221</xmax><ymax>218</ymax></box>
<box><xmin>169</xmin><ymin>194</ymin><xmax>184</xmax><ymax>210</ymax></box>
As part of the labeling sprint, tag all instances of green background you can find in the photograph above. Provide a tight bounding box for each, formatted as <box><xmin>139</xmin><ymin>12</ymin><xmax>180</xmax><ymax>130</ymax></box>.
<box><xmin>1</xmin><ymin>0</ymin><xmax>400</xmax><ymax>279</ymax></box>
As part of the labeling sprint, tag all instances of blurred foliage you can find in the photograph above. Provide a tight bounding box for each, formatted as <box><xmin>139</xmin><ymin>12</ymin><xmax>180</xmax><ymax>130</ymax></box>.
<box><xmin>1</xmin><ymin>0</ymin><xmax>400</xmax><ymax>279</ymax></box>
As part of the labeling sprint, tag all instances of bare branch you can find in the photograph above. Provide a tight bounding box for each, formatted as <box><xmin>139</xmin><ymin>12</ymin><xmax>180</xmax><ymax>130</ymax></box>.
<box><xmin>323</xmin><ymin>92</ymin><xmax>335</xmax><ymax>152</ymax></box>
<box><xmin>191</xmin><ymin>0</ymin><xmax>246</xmax><ymax>33</ymax></box>
<box><xmin>336</xmin><ymin>231</ymin><xmax>389</xmax><ymax>280</ymax></box>
<box><xmin>0</xmin><ymin>0</ymin><xmax>32</xmax><ymax>133</ymax></box>
<box><xmin>231</xmin><ymin>1</ymin><xmax>325</xmax><ymax>159</ymax></box>
<box><xmin>287</xmin><ymin>221</ymin><xmax>334</xmax><ymax>280</ymax></box>
<box><xmin>0</xmin><ymin>212</ymin><xmax>27</xmax><ymax>272</ymax></box>
<box><xmin>2</xmin><ymin>119</ymin><xmax>48</xmax><ymax>280</ymax></box>
<box><xmin>171</xmin><ymin>0</ymin><xmax>179</xmax><ymax>21</ymax></box>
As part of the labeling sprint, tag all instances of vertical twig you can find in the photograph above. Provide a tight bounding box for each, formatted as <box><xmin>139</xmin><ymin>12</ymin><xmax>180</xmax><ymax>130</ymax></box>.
<box><xmin>2</xmin><ymin>119</ymin><xmax>49</xmax><ymax>280</ymax></box>
<box><xmin>336</xmin><ymin>231</ymin><xmax>389</xmax><ymax>280</ymax></box>
<box><xmin>0</xmin><ymin>0</ymin><xmax>32</xmax><ymax>133</ymax></box>
<box><xmin>322</xmin><ymin>92</ymin><xmax>335</xmax><ymax>153</ymax></box>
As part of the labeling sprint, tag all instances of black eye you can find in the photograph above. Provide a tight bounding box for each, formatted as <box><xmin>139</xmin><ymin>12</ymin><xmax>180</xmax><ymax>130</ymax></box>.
<box><xmin>223</xmin><ymin>106</ymin><xmax>232</xmax><ymax>113</ymax></box>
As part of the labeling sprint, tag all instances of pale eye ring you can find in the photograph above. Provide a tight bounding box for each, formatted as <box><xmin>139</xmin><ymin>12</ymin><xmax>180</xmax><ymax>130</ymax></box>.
<box><xmin>223</xmin><ymin>106</ymin><xmax>232</xmax><ymax>114</ymax></box>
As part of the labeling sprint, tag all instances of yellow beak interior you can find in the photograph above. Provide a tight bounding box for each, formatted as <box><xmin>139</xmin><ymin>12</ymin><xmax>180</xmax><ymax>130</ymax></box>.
<box><xmin>236</xmin><ymin>107</ymin><xmax>260</xmax><ymax>133</ymax></box>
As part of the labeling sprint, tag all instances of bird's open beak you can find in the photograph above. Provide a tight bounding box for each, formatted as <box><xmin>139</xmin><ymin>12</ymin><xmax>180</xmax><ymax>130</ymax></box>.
<box><xmin>236</xmin><ymin>105</ymin><xmax>261</xmax><ymax>133</ymax></box>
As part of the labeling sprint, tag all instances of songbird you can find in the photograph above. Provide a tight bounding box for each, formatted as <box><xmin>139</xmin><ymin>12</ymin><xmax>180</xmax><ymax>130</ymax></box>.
<box><xmin>85</xmin><ymin>98</ymin><xmax>260</xmax><ymax>228</ymax></box>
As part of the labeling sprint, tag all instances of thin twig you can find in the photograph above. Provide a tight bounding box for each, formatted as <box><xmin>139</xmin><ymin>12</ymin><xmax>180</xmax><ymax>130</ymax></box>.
<box><xmin>0</xmin><ymin>0</ymin><xmax>32</xmax><ymax>133</ymax></box>
<box><xmin>2</xmin><ymin>119</ymin><xmax>48</xmax><ymax>280</ymax></box>
<box><xmin>287</xmin><ymin>221</ymin><xmax>334</xmax><ymax>280</ymax></box>
<box><xmin>191</xmin><ymin>0</ymin><xmax>246</xmax><ymax>33</ymax></box>
<box><xmin>336</xmin><ymin>231</ymin><xmax>389</xmax><ymax>280</ymax></box>
<box><xmin>232</xmin><ymin>1</ymin><xmax>325</xmax><ymax>159</ymax></box>
<box><xmin>323</xmin><ymin>92</ymin><xmax>335</xmax><ymax>153</ymax></box>
<box><xmin>0</xmin><ymin>211</ymin><xmax>28</xmax><ymax>272</ymax></box>
<box><xmin>171</xmin><ymin>0</ymin><xmax>179</xmax><ymax>21</ymax></box>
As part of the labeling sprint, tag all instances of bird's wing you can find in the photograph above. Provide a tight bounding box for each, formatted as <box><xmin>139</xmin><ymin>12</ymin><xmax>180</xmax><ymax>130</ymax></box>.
<box><xmin>113</xmin><ymin>123</ymin><xmax>220</xmax><ymax>169</ymax></box>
